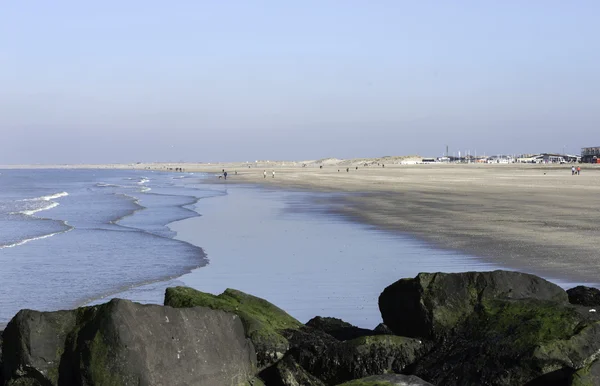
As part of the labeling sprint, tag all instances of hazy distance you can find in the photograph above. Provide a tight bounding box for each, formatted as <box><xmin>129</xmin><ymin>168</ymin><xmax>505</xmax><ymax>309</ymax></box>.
<box><xmin>1</xmin><ymin>1</ymin><xmax>598</xmax><ymax>164</ymax></box>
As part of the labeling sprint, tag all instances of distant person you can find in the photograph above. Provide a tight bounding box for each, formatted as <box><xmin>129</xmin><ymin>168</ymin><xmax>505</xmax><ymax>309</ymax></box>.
<box><xmin>346</xmin><ymin>168</ymin><xmax>349</xmax><ymax>172</ymax></box>
<box><xmin>320</xmin><ymin>165</ymin><xmax>323</xmax><ymax>169</ymax></box>
<box><xmin>224</xmin><ymin>171</ymin><xmax>228</xmax><ymax>180</ymax></box>
<box><xmin>572</xmin><ymin>166</ymin><xmax>576</xmax><ymax>175</ymax></box>
<box><xmin>577</xmin><ymin>166</ymin><xmax>581</xmax><ymax>175</ymax></box>
<box><xmin>356</xmin><ymin>166</ymin><xmax>358</xmax><ymax>170</ymax></box>
<box><xmin>235</xmin><ymin>170</ymin><xmax>237</xmax><ymax>175</ymax></box>
<box><xmin>263</xmin><ymin>170</ymin><xmax>267</xmax><ymax>178</ymax></box>
<box><xmin>272</xmin><ymin>171</ymin><xmax>275</xmax><ymax>178</ymax></box>
<box><xmin>382</xmin><ymin>164</ymin><xmax>385</xmax><ymax>168</ymax></box>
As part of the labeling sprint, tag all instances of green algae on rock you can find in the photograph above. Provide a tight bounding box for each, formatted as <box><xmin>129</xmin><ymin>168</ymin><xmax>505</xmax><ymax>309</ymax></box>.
<box><xmin>379</xmin><ymin>270</ymin><xmax>568</xmax><ymax>340</ymax></box>
<box><xmin>336</xmin><ymin>374</ymin><xmax>433</xmax><ymax>386</ymax></box>
<box><xmin>3</xmin><ymin>299</ymin><xmax>256</xmax><ymax>386</ymax></box>
<box><xmin>165</xmin><ymin>286</ymin><xmax>302</xmax><ymax>368</ymax></box>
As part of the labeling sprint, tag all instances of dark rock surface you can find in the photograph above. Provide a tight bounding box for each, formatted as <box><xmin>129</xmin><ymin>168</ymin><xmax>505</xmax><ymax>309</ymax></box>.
<box><xmin>259</xmin><ymin>355</ymin><xmax>326</xmax><ymax>386</ymax></box>
<box><xmin>337</xmin><ymin>374</ymin><xmax>434</xmax><ymax>385</ymax></box>
<box><xmin>165</xmin><ymin>286</ymin><xmax>302</xmax><ymax>369</ymax></box>
<box><xmin>306</xmin><ymin>317</ymin><xmax>374</xmax><ymax>341</ymax></box>
<box><xmin>379</xmin><ymin>270</ymin><xmax>568</xmax><ymax>340</ymax></box>
<box><xmin>567</xmin><ymin>286</ymin><xmax>600</xmax><ymax>307</ymax></box>
<box><xmin>377</xmin><ymin>270</ymin><xmax>600</xmax><ymax>385</ymax></box>
<box><xmin>4</xmin><ymin>270</ymin><xmax>600</xmax><ymax>386</ymax></box>
<box><xmin>570</xmin><ymin>359</ymin><xmax>600</xmax><ymax>386</ymax></box>
<box><xmin>373</xmin><ymin>323</ymin><xmax>394</xmax><ymax>335</ymax></box>
<box><xmin>276</xmin><ymin>327</ymin><xmax>428</xmax><ymax>385</ymax></box>
<box><xmin>2</xmin><ymin>299</ymin><xmax>256</xmax><ymax>386</ymax></box>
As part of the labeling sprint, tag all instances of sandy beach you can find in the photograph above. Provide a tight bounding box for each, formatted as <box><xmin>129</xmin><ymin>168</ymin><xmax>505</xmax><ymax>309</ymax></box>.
<box><xmin>7</xmin><ymin>160</ymin><xmax>600</xmax><ymax>283</ymax></box>
<box><xmin>121</xmin><ymin>160</ymin><xmax>600</xmax><ymax>284</ymax></box>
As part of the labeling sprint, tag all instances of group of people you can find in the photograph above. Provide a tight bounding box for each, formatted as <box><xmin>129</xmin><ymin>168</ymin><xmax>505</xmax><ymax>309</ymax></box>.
<box><xmin>571</xmin><ymin>166</ymin><xmax>581</xmax><ymax>175</ymax></box>
<box><xmin>263</xmin><ymin>170</ymin><xmax>275</xmax><ymax>178</ymax></box>
<box><xmin>219</xmin><ymin>169</ymin><xmax>238</xmax><ymax>180</ymax></box>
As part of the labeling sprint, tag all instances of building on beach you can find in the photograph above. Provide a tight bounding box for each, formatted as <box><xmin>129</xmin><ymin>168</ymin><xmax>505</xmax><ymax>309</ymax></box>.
<box><xmin>581</xmin><ymin>147</ymin><xmax>600</xmax><ymax>163</ymax></box>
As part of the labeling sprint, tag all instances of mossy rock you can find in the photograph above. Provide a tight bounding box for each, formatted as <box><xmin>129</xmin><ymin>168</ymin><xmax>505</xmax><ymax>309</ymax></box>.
<box><xmin>412</xmin><ymin>298</ymin><xmax>600</xmax><ymax>385</ymax></box>
<box><xmin>259</xmin><ymin>355</ymin><xmax>326</xmax><ymax>386</ymax></box>
<box><xmin>4</xmin><ymin>299</ymin><xmax>257</xmax><ymax>386</ymax></box>
<box><xmin>571</xmin><ymin>359</ymin><xmax>600</xmax><ymax>386</ymax></box>
<box><xmin>165</xmin><ymin>286</ymin><xmax>303</xmax><ymax>368</ymax></box>
<box><xmin>336</xmin><ymin>374</ymin><xmax>433</xmax><ymax>386</ymax></box>
<box><xmin>281</xmin><ymin>328</ymin><xmax>428</xmax><ymax>385</ymax></box>
<box><xmin>379</xmin><ymin>270</ymin><xmax>568</xmax><ymax>340</ymax></box>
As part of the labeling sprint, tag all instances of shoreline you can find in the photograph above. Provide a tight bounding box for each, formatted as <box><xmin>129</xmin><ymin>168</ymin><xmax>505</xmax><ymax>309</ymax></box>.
<box><xmin>7</xmin><ymin>163</ymin><xmax>600</xmax><ymax>287</ymax></box>
<box><xmin>142</xmin><ymin>162</ymin><xmax>600</xmax><ymax>287</ymax></box>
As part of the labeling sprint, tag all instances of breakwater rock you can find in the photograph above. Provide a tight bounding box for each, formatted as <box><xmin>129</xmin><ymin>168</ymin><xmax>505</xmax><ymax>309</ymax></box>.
<box><xmin>2</xmin><ymin>270</ymin><xmax>600</xmax><ymax>385</ymax></box>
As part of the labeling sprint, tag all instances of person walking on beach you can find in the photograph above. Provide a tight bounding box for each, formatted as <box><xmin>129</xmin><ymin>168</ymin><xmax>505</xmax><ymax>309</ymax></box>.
<box><xmin>263</xmin><ymin>170</ymin><xmax>266</xmax><ymax>178</ymax></box>
<box><xmin>272</xmin><ymin>170</ymin><xmax>275</xmax><ymax>178</ymax></box>
<box><xmin>223</xmin><ymin>171</ymin><xmax>228</xmax><ymax>180</ymax></box>
<box><xmin>577</xmin><ymin>166</ymin><xmax>581</xmax><ymax>175</ymax></box>
<box><xmin>572</xmin><ymin>166</ymin><xmax>576</xmax><ymax>175</ymax></box>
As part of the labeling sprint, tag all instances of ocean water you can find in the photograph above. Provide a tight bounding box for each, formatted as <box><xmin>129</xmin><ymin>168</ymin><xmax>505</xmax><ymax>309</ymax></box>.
<box><xmin>0</xmin><ymin>169</ymin><xmax>219</xmax><ymax>325</ymax></box>
<box><xmin>0</xmin><ymin>170</ymin><xmax>589</xmax><ymax>329</ymax></box>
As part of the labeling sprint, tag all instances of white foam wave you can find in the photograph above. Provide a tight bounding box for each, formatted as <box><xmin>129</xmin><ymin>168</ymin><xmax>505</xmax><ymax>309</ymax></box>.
<box><xmin>137</xmin><ymin>178</ymin><xmax>150</xmax><ymax>185</ymax></box>
<box><xmin>18</xmin><ymin>202</ymin><xmax>59</xmax><ymax>216</ymax></box>
<box><xmin>141</xmin><ymin>187</ymin><xmax>152</xmax><ymax>192</ymax></box>
<box><xmin>22</xmin><ymin>191</ymin><xmax>69</xmax><ymax>202</ymax></box>
<box><xmin>96</xmin><ymin>183</ymin><xmax>121</xmax><ymax>188</ymax></box>
<box><xmin>0</xmin><ymin>228</ymin><xmax>72</xmax><ymax>249</ymax></box>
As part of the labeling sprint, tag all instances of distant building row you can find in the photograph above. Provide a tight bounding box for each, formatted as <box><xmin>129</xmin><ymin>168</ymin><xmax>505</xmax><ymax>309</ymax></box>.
<box><xmin>581</xmin><ymin>147</ymin><xmax>600</xmax><ymax>163</ymax></box>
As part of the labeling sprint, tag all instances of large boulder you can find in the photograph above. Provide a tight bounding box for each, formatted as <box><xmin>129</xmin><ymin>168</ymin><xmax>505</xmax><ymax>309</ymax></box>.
<box><xmin>336</xmin><ymin>374</ymin><xmax>433</xmax><ymax>386</ymax></box>
<box><xmin>379</xmin><ymin>270</ymin><xmax>568</xmax><ymax>340</ymax></box>
<box><xmin>277</xmin><ymin>327</ymin><xmax>428</xmax><ymax>385</ymax></box>
<box><xmin>165</xmin><ymin>287</ymin><xmax>302</xmax><ymax>369</ymax></box>
<box><xmin>567</xmin><ymin>286</ymin><xmax>600</xmax><ymax>307</ymax></box>
<box><xmin>306</xmin><ymin>317</ymin><xmax>374</xmax><ymax>341</ymax></box>
<box><xmin>2</xmin><ymin>299</ymin><xmax>257</xmax><ymax>386</ymax></box>
<box><xmin>411</xmin><ymin>298</ymin><xmax>600</xmax><ymax>385</ymax></box>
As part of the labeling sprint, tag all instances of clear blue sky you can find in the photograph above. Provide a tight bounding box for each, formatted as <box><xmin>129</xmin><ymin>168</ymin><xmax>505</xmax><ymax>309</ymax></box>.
<box><xmin>1</xmin><ymin>1</ymin><xmax>598</xmax><ymax>163</ymax></box>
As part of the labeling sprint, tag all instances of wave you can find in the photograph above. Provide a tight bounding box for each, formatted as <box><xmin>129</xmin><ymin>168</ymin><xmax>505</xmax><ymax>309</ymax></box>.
<box><xmin>0</xmin><ymin>226</ymin><xmax>73</xmax><ymax>249</ymax></box>
<box><xmin>12</xmin><ymin>191</ymin><xmax>68</xmax><ymax>216</ymax></box>
<box><xmin>18</xmin><ymin>202</ymin><xmax>59</xmax><ymax>216</ymax></box>
<box><xmin>21</xmin><ymin>191</ymin><xmax>69</xmax><ymax>202</ymax></box>
<box><xmin>137</xmin><ymin>178</ymin><xmax>150</xmax><ymax>185</ymax></box>
<box><xmin>96</xmin><ymin>183</ymin><xmax>122</xmax><ymax>188</ymax></box>
<box><xmin>141</xmin><ymin>187</ymin><xmax>152</xmax><ymax>192</ymax></box>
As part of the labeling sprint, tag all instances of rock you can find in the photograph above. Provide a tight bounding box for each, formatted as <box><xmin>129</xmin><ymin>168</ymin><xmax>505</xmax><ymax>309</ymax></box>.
<box><xmin>2</xmin><ymin>309</ymin><xmax>76</xmax><ymax>386</ymax></box>
<box><xmin>379</xmin><ymin>270</ymin><xmax>568</xmax><ymax>340</ymax></box>
<box><xmin>373</xmin><ymin>323</ymin><xmax>394</xmax><ymax>335</ymax></box>
<box><xmin>571</xmin><ymin>359</ymin><xmax>600</xmax><ymax>386</ymax></box>
<box><xmin>246</xmin><ymin>377</ymin><xmax>267</xmax><ymax>386</ymax></box>
<box><xmin>336</xmin><ymin>374</ymin><xmax>434</xmax><ymax>385</ymax></box>
<box><xmin>165</xmin><ymin>286</ymin><xmax>302</xmax><ymax>369</ymax></box>
<box><xmin>0</xmin><ymin>330</ymin><xmax>3</xmax><ymax>386</ymax></box>
<box><xmin>306</xmin><ymin>317</ymin><xmax>374</xmax><ymax>341</ymax></box>
<box><xmin>259</xmin><ymin>355</ymin><xmax>326</xmax><ymax>386</ymax></box>
<box><xmin>411</xmin><ymin>298</ymin><xmax>600</xmax><ymax>385</ymax></box>
<box><xmin>567</xmin><ymin>286</ymin><xmax>600</xmax><ymax>307</ymax></box>
<box><xmin>2</xmin><ymin>299</ymin><xmax>256</xmax><ymax>386</ymax></box>
<box><xmin>281</xmin><ymin>327</ymin><xmax>428</xmax><ymax>385</ymax></box>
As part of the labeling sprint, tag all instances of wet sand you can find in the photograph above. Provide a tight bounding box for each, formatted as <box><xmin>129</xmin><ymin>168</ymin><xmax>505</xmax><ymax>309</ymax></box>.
<box><xmin>164</xmin><ymin>163</ymin><xmax>600</xmax><ymax>284</ymax></box>
<box><xmin>11</xmin><ymin>161</ymin><xmax>600</xmax><ymax>284</ymax></box>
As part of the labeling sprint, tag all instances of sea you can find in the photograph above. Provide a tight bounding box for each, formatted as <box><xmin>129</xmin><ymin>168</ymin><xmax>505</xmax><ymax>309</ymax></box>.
<box><xmin>0</xmin><ymin>169</ymin><xmax>586</xmax><ymax>328</ymax></box>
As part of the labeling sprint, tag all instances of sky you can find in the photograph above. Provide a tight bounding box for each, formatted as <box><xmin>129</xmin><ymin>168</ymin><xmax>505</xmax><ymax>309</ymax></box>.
<box><xmin>1</xmin><ymin>1</ymin><xmax>599</xmax><ymax>164</ymax></box>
